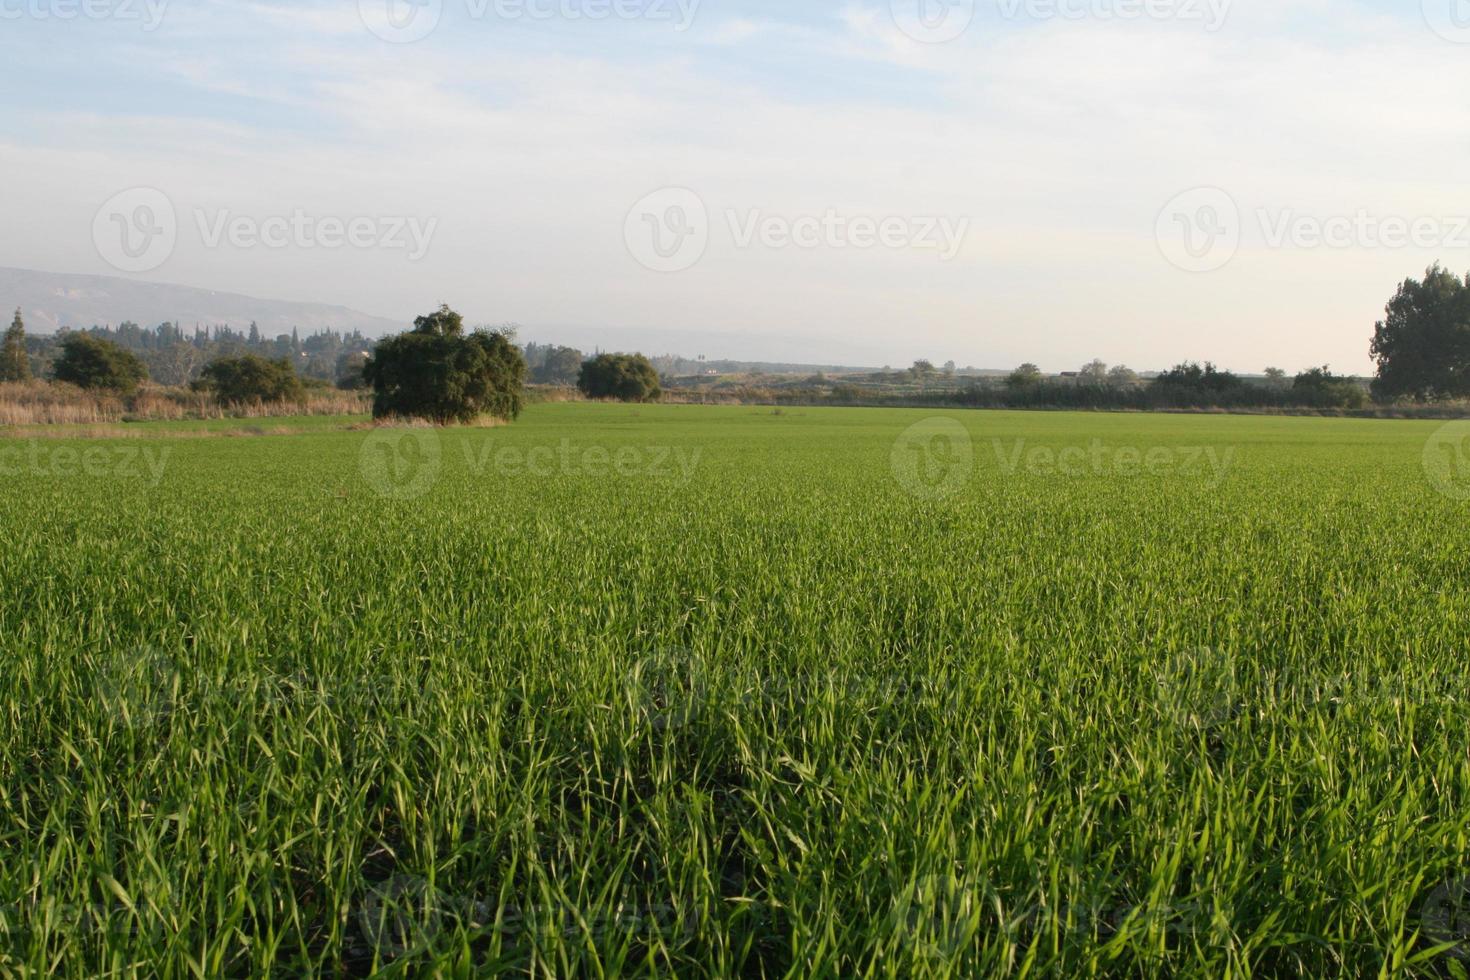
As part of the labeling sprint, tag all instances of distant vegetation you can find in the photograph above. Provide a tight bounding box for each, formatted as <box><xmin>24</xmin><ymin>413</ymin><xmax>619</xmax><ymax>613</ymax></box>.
<box><xmin>578</xmin><ymin>353</ymin><xmax>662</xmax><ymax>403</ymax></box>
<box><xmin>3</xmin><ymin>265</ymin><xmax>1469</xmax><ymax>423</ymax></box>
<box><xmin>1</xmin><ymin>308</ymin><xmax>30</xmax><ymax>382</ymax></box>
<box><xmin>362</xmin><ymin>305</ymin><xmax>526</xmax><ymax>424</ymax></box>
<box><xmin>192</xmin><ymin>354</ymin><xmax>307</xmax><ymax>406</ymax></box>
<box><xmin>51</xmin><ymin>334</ymin><xmax>149</xmax><ymax>395</ymax></box>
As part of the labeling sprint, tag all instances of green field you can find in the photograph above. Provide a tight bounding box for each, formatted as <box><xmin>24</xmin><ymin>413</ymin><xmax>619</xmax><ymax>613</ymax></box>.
<box><xmin>2</xmin><ymin>404</ymin><xmax>1468</xmax><ymax>977</ymax></box>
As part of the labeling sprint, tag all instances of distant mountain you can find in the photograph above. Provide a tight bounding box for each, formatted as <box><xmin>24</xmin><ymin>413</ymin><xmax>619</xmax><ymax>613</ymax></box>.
<box><xmin>0</xmin><ymin>267</ymin><xmax>405</xmax><ymax>338</ymax></box>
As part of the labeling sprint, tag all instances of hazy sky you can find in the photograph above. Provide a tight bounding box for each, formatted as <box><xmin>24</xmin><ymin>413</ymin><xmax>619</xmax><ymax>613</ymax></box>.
<box><xmin>2</xmin><ymin>0</ymin><xmax>1468</xmax><ymax>371</ymax></box>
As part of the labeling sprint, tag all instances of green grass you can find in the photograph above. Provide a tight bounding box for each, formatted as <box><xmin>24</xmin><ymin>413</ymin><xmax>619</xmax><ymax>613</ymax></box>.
<box><xmin>1</xmin><ymin>403</ymin><xmax>1468</xmax><ymax>977</ymax></box>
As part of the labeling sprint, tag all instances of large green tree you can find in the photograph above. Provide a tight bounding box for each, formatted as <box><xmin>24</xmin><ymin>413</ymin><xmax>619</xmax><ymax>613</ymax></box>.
<box><xmin>51</xmin><ymin>333</ymin><xmax>148</xmax><ymax>394</ymax></box>
<box><xmin>363</xmin><ymin>305</ymin><xmax>526</xmax><ymax>424</ymax></box>
<box><xmin>1371</xmin><ymin>265</ymin><xmax>1470</xmax><ymax>401</ymax></box>
<box><xmin>0</xmin><ymin>308</ymin><xmax>29</xmax><ymax>382</ymax></box>
<box><xmin>577</xmin><ymin>353</ymin><xmax>662</xmax><ymax>403</ymax></box>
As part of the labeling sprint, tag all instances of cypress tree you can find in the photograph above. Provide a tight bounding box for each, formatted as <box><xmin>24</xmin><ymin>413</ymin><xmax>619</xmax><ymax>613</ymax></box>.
<box><xmin>0</xmin><ymin>308</ymin><xmax>31</xmax><ymax>382</ymax></box>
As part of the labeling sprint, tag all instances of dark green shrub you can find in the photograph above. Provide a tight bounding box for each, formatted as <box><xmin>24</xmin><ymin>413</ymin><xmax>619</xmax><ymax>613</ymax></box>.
<box><xmin>362</xmin><ymin>305</ymin><xmax>526</xmax><ymax>424</ymax></box>
<box><xmin>51</xmin><ymin>334</ymin><xmax>148</xmax><ymax>394</ymax></box>
<box><xmin>194</xmin><ymin>354</ymin><xmax>305</xmax><ymax>405</ymax></box>
<box><xmin>578</xmin><ymin>353</ymin><xmax>661</xmax><ymax>403</ymax></box>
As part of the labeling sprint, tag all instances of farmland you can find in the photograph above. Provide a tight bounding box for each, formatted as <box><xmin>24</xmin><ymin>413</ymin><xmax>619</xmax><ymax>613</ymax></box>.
<box><xmin>1</xmin><ymin>404</ymin><xmax>1468</xmax><ymax>976</ymax></box>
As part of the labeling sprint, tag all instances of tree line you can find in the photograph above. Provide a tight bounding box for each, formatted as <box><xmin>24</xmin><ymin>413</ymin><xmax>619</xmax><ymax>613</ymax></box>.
<box><xmin>0</xmin><ymin>304</ymin><xmax>660</xmax><ymax>420</ymax></box>
<box><xmin>1</xmin><ymin>319</ymin><xmax>375</xmax><ymax>388</ymax></box>
<box><xmin>1</xmin><ymin>264</ymin><xmax>1466</xmax><ymax>421</ymax></box>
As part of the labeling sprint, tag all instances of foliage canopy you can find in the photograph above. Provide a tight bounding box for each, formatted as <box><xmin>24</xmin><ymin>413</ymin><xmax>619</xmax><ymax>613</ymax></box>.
<box><xmin>363</xmin><ymin>305</ymin><xmax>527</xmax><ymax>424</ymax></box>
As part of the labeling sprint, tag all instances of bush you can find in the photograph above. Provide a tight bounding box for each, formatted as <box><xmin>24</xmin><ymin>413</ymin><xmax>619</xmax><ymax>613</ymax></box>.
<box><xmin>1005</xmin><ymin>363</ymin><xmax>1044</xmax><ymax>390</ymax></box>
<box><xmin>335</xmin><ymin>350</ymin><xmax>370</xmax><ymax>390</ymax></box>
<box><xmin>578</xmin><ymin>354</ymin><xmax>662</xmax><ymax>403</ymax></box>
<box><xmin>1292</xmin><ymin>366</ymin><xmax>1369</xmax><ymax>409</ymax></box>
<box><xmin>51</xmin><ymin>334</ymin><xmax>148</xmax><ymax>394</ymax></box>
<box><xmin>193</xmin><ymin>355</ymin><xmax>305</xmax><ymax>405</ymax></box>
<box><xmin>363</xmin><ymin>305</ymin><xmax>526</xmax><ymax>424</ymax></box>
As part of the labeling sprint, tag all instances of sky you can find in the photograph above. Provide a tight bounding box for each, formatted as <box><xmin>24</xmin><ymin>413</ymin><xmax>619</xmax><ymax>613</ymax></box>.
<box><xmin>2</xmin><ymin>0</ymin><xmax>1468</xmax><ymax>372</ymax></box>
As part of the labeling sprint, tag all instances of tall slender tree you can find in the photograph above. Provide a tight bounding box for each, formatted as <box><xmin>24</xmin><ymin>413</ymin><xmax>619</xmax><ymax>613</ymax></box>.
<box><xmin>0</xmin><ymin>308</ymin><xmax>31</xmax><ymax>382</ymax></box>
